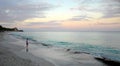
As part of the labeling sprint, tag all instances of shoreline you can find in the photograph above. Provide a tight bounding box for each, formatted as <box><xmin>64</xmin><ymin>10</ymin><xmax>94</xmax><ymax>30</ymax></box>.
<box><xmin>0</xmin><ymin>32</ymin><xmax>120</xmax><ymax>66</ymax></box>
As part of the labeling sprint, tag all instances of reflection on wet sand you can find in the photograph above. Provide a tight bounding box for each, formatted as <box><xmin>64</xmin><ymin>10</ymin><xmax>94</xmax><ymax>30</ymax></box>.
<box><xmin>26</xmin><ymin>47</ymin><xmax>29</xmax><ymax>52</ymax></box>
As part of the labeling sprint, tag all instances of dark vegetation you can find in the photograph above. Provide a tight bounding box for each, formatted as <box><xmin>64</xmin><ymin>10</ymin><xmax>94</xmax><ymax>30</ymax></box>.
<box><xmin>0</xmin><ymin>25</ymin><xmax>23</xmax><ymax>32</ymax></box>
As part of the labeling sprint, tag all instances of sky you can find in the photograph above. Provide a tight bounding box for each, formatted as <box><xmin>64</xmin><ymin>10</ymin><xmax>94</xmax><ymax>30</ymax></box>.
<box><xmin>0</xmin><ymin>0</ymin><xmax>120</xmax><ymax>31</ymax></box>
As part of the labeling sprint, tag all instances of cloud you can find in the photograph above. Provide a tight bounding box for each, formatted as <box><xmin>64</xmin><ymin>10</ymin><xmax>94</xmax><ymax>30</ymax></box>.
<box><xmin>26</xmin><ymin>21</ymin><xmax>61</xmax><ymax>26</ymax></box>
<box><xmin>0</xmin><ymin>0</ymin><xmax>54</xmax><ymax>23</ymax></box>
<box><xmin>72</xmin><ymin>0</ymin><xmax>120</xmax><ymax>18</ymax></box>
<box><xmin>97</xmin><ymin>22</ymin><xmax>120</xmax><ymax>25</ymax></box>
<box><xmin>70</xmin><ymin>15</ymin><xmax>91</xmax><ymax>21</ymax></box>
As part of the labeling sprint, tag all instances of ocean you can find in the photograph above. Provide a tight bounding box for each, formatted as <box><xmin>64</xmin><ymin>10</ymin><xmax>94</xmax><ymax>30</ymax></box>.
<box><xmin>10</xmin><ymin>32</ymin><xmax>120</xmax><ymax>62</ymax></box>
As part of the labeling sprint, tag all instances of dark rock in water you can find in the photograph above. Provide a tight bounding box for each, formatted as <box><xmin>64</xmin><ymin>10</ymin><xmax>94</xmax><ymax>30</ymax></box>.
<box><xmin>66</xmin><ymin>49</ymin><xmax>70</xmax><ymax>51</ymax></box>
<box><xmin>73</xmin><ymin>51</ymin><xmax>90</xmax><ymax>54</ymax></box>
<box><xmin>74</xmin><ymin>51</ymin><xmax>82</xmax><ymax>54</ymax></box>
<box><xmin>95</xmin><ymin>57</ymin><xmax>120</xmax><ymax>66</ymax></box>
<box><xmin>41</xmin><ymin>43</ymin><xmax>49</xmax><ymax>46</ymax></box>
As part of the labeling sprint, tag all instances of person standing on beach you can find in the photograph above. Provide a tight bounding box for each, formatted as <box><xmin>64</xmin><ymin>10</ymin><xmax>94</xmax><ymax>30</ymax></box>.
<box><xmin>26</xmin><ymin>38</ymin><xmax>29</xmax><ymax>48</ymax></box>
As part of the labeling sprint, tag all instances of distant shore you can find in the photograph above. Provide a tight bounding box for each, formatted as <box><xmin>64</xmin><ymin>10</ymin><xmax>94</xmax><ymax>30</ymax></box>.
<box><xmin>0</xmin><ymin>25</ymin><xmax>23</xmax><ymax>32</ymax></box>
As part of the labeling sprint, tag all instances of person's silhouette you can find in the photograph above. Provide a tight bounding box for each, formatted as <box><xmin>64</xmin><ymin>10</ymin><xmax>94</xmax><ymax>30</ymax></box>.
<box><xmin>26</xmin><ymin>38</ymin><xmax>28</xmax><ymax>48</ymax></box>
<box><xmin>26</xmin><ymin>38</ymin><xmax>29</xmax><ymax>52</ymax></box>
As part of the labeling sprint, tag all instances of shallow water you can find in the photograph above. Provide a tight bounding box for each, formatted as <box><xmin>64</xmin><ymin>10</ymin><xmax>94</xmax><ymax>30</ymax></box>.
<box><xmin>10</xmin><ymin>32</ymin><xmax>120</xmax><ymax>62</ymax></box>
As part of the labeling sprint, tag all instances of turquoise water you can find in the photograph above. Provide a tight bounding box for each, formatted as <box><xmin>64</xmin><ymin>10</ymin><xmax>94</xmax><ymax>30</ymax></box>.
<box><xmin>11</xmin><ymin>32</ymin><xmax>120</xmax><ymax>62</ymax></box>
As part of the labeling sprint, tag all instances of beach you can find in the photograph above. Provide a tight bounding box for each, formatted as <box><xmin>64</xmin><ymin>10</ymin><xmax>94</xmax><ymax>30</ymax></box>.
<box><xmin>0</xmin><ymin>44</ymin><xmax>37</xmax><ymax>66</ymax></box>
<box><xmin>0</xmin><ymin>33</ymin><xmax>54</xmax><ymax>66</ymax></box>
<box><xmin>0</xmin><ymin>32</ymin><xmax>120</xmax><ymax>66</ymax></box>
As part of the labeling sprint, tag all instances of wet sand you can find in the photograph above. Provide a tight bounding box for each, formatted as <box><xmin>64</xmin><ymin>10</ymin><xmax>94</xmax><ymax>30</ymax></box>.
<box><xmin>0</xmin><ymin>45</ymin><xmax>37</xmax><ymax>66</ymax></box>
<box><xmin>0</xmin><ymin>33</ymin><xmax>54</xmax><ymax>66</ymax></box>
